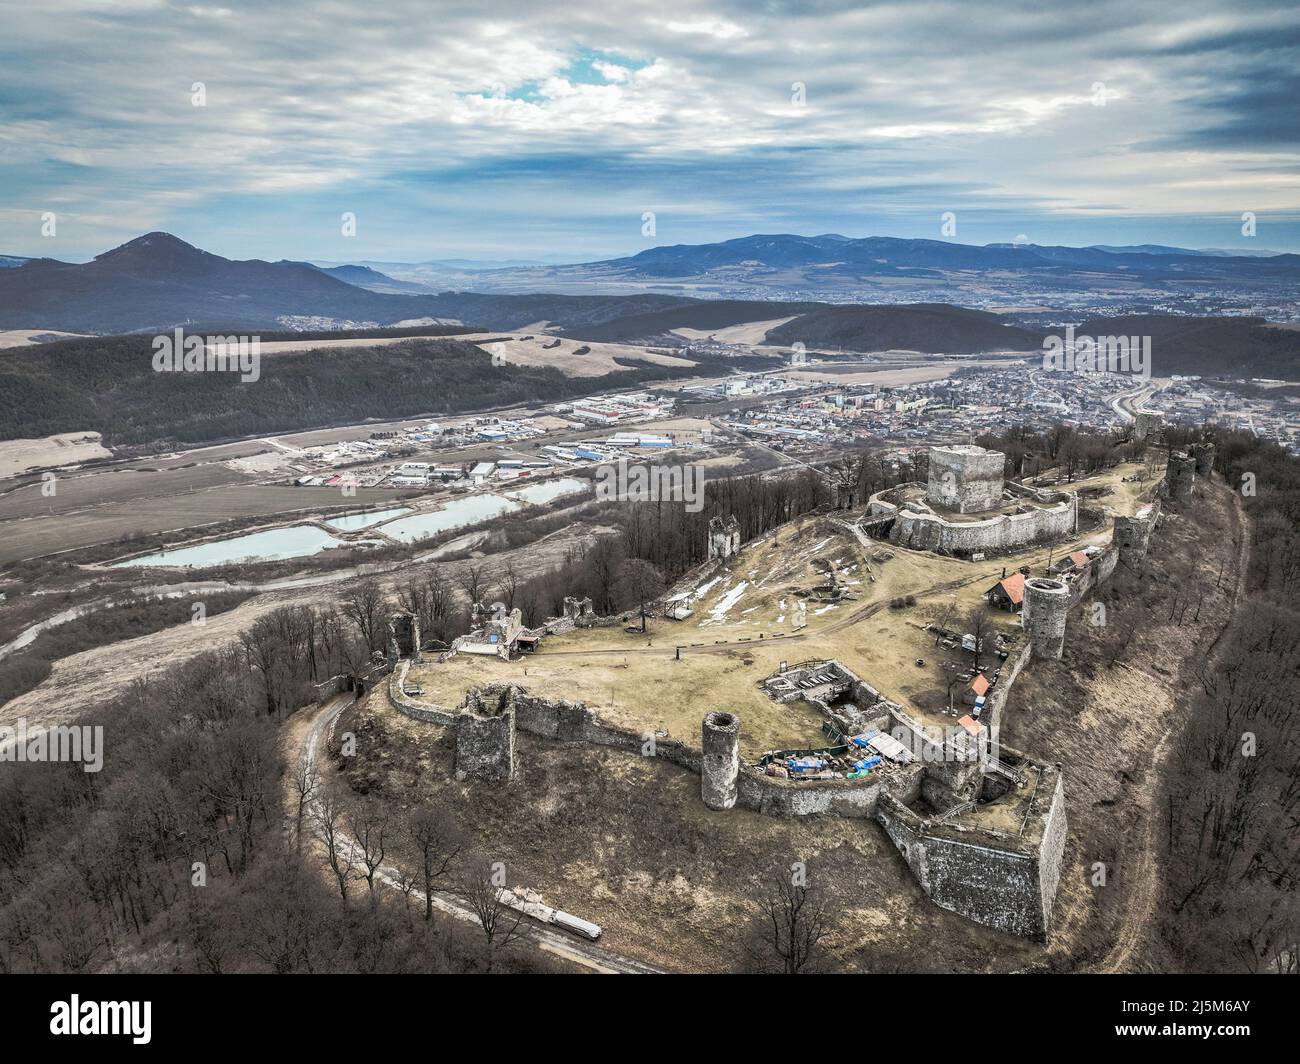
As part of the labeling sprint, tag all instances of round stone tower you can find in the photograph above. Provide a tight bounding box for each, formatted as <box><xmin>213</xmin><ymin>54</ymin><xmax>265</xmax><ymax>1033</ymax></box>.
<box><xmin>1165</xmin><ymin>452</ymin><xmax>1196</xmax><ymax>502</ymax></box>
<box><xmin>701</xmin><ymin>711</ymin><xmax>740</xmax><ymax>810</ymax></box>
<box><xmin>1023</xmin><ymin>578</ymin><xmax>1069</xmax><ymax>660</ymax></box>
<box><xmin>1192</xmin><ymin>441</ymin><xmax>1216</xmax><ymax>479</ymax></box>
<box><xmin>1112</xmin><ymin>513</ymin><xmax>1152</xmax><ymax>567</ymax></box>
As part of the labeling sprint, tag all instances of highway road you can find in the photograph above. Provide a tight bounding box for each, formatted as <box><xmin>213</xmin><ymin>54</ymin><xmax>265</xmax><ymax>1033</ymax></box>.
<box><xmin>1108</xmin><ymin>381</ymin><xmax>1159</xmax><ymax>423</ymax></box>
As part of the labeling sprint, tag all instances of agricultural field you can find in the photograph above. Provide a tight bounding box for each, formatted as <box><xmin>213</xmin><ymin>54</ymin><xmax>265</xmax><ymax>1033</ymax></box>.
<box><xmin>0</xmin><ymin>430</ymin><xmax>112</xmax><ymax>478</ymax></box>
<box><xmin>462</xmin><ymin>333</ymin><xmax>698</xmax><ymax>377</ymax></box>
<box><xmin>670</xmin><ymin>315</ymin><xmax>800</xmax><ymax>344</ymax></box>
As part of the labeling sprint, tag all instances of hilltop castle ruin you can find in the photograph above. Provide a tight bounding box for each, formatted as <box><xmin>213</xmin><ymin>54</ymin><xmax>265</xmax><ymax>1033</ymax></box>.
<box><xmin>867</xmin><ymin>445</ymin><xmax>1077</xmax><ymax>556</ymax></box>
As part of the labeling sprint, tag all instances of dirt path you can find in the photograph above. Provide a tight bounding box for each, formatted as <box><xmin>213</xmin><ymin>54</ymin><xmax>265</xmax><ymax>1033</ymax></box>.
<box><xmin>284</xmin><ymin>695</ymin><xmax>663</xmax><ymax>974</ymax></box>
<box><xmin>1090</xmin><ymin>485</ymin><xmax>1248</xmax><ymax>973</ymax></box>
<box><xmin>540</xmin><ymin>567</ymin><xmax>997</xmax><ymax>665</ymax></box>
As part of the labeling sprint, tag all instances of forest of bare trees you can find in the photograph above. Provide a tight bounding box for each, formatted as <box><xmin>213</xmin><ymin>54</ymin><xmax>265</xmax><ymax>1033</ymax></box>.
<box><xmin>4</xmin><ymin>431</ymin><xmax>1294</xmax><ymax>974</ymax></box>
<box><xmin>0</xmin><ymin>464</ymin><xmax>841</xmax><ymax>972</ymax></box>
<box><xmin>1159</xmin><ymin>428</ymin><xmax>1300</xmax><ymax>973</ymax></box>
<box><xmin>0</xmin><ymin>637</ymin><xmax>568</xmax><ymax>973</ymax></box>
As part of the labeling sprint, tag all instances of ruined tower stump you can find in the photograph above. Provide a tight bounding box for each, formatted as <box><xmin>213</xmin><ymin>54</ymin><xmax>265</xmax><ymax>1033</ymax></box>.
<box><xmin>1165</xmin><ymin>452</ymin><xmax>1196</xmax><ymax>502</ymax></box>
<box><xmin>701</xmin><ymin>711</ymin><xmax>740</xmax><ymax>810</ymax></box>
<box><xmin>1023</xmin><ymin>577</ymin><xmax>1069</xmax><ymax>660</ymax></box>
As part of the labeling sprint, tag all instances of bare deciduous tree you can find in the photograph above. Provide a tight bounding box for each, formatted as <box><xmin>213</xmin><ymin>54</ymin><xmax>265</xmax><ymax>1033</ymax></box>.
<box><xmin>966</xmin><ymin>604</ymin><xmax>993</xmax><ymax>674</ymax></box>
<box><xmin>311</xmin><ymin>790</ymin><xmax>355</xmax><ymax>904</ymax></box>
<box><xmin>741</xmin><ymin>866</ymin><xmax>833</xmax><ymax>974</ymax></box>
<box><xmin>346</xmin><ymin>799</ymin><xmax>390</xmax><ymax>902</ymax></box>
<box><xmin>341</xmin><ymin>578</ymin><xmax>386</xmax><ymax>653</ymax></box>
<box><xmin>616</xmin><ymin>558</ymin><xmax>666</xmax><ymax>632</ymax></box>
<box><xmin>290</xmin><ymin>761</ymin><xmax>319</xmax><ymax>854</ymax></box>
<box><xmin>407</xmin><ymin>806</ymin><xmax>465</xmax><ymax>922</ymax></box>
<box><xmin>457</xmin><ymin>858</ymin><xmax>527</xmax><ymax>972</ymax></box>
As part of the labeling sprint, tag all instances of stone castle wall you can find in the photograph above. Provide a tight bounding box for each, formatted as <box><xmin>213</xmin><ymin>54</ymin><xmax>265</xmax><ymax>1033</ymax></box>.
<box><xmin>1166</xmin><ymin>452</ymin><xmax>1196</xmax><ymax>502</ymax></box>
<box><xmin>883</xmin><ymin>497</ymin><xmax>1075</xmax><ymax>556</ymax></box>
<box><xmin>927</xmin><ymin>445</ymin><xmax>1006</xmax><ymax>514</ymax></box>
<box><xmin>876</xmin><ymin>766</ymin><xmax>1067</xmax><ymax>941</ymax></box>
<box><xmin>372</xmin><ymin>484</ymin><xmax>1161</xmax><ymax>941</ymax></box>
<box><xmin>454</xmin><ymin>699</ymin><xmax>516</xmax><ymax>783</ymax></box>
<box><xmin>384</xmin><ymin>675</ymin><xmax>901</xmax><ymax>818</ymax></box>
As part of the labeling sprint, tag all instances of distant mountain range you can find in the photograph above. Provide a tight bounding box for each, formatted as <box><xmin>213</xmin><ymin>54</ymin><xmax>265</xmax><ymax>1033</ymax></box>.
<box><xmin>1</xmin><ymin>232</ymin><xmax>1298</xmax><ymax>380</ymax></box>
<box><xmin>581</xmin><ymin>233</ymin><xmax>1299</xmax><ymax>281</ymax></box>
<box><xmin>312</xmin><ymin>263</ymin><xmax>434</xmax><ymax>294</ymax></box>
<box><xmin>319</xmin><ymin>232</ymin><xmax>1300</xmax><ymax>307</ymax></box>
<box><xmin>0</xmin><ymin>233</ymin><xmax>692</xmax><ymax>334</ymax></box>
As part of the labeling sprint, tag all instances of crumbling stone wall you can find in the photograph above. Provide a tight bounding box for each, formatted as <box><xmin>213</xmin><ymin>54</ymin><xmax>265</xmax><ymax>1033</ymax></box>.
<box><xmin>979</xmin><ymin>640</ymin><xmax>1033</xmax><ymax>732</ymax></box>
<box><xmin>454</xmin><ymin>691</ymin><xmax>515</xmax><ymax>782</ymax></box>
<box><xmin>504</xmin><ymin>685</ymin><xmax>594</xmax><ymax>742</ymax></box>
<box><xmin>386</xmin><ymin>611</ymin><xmax>421</xmax><ymax>670</ymax></box>
<box><xmin>878</xmin><ymin>495</ymin><xmax>1075</xmax><ymax>556</ymax></box>
<box><xmin>737</xmin><ymin>772</ymin><xmax>885</xmax><ymax>817</ymax></box>
<box><xmin>926</xmin><ymin>445</ymin><xmax>1005</xmax><ymax>514</ymax></box>
<box><xmin>1090</xmin><ymin>543</ymin><xmax>1119</xmax><ymax>585</ymax></box>
<box><xmin>1060</xmin><ymin>546</ymin><xmax>1120</xmax><ymax>608</ymax></box>
<box><xmin>707</xmin><ymin>515</ymin><xmax>741</xmax><ymax>561</ymax></box>
<box><xmin>875</xmin><ymin>764</ymin><xmax>1067</xmax><ymax>941</ymax></box>
<box><xmin>1192</xmin><ymin>441</ymin><xmax>1216</xmax><ymax>479</ymax></box>
<box><xmin>1134</xmin><ymin>412</ymin><xmax>1162</xmax><ymax>440</ymax></box>
<box><xmin>1166</xmin><ymin>452</ymin><xmax>1196</xmax><ymax>502</ymax></box>
<box><xmin>1113</xmin><ymin>514</ymin><xmax>1151</xmax><ymax>567</ymax></box>
<box><xmin>1036</xmin><ymin>772</ymin><xmax>1068</xmax><ymax>932</ymax></box>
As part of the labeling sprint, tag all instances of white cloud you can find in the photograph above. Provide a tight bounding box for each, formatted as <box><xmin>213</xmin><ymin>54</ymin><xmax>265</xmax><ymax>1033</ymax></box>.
<box><xmin>0</xmin><ymin>0</ymin><xmax>1294</xmax><ymax>257</ymax></box>
<box><xmin>592</xmin><ymin>60</ymin><xmax>631</xmax><ymax>82</ymax></box>
<box><xmin>660</xmin><ymin>16</ymin><xmax>748</xmax><ymax>40</ymax></box>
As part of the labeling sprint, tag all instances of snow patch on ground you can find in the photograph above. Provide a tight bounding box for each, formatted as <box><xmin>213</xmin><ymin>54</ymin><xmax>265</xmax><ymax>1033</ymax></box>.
<box><xmin>703</xmin><ymin>581</ymin><xmax>749</xmax><ymax>625</ymax></box>
<box><xmin>695</xmin><ymin>575</ymin><xmax>723</xmax><ymax>597</ymax></box>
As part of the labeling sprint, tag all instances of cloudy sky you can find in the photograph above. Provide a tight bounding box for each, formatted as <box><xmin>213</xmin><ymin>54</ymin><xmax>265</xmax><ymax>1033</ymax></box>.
<box><xmin>2</xmin><ymin>0</ymin><xmax>1298</xmax><ymax>262</ymax></box>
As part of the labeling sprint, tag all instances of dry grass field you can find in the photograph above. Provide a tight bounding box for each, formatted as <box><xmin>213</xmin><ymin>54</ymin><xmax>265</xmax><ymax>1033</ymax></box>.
<box><xmin>462</xmin><ymin>333</ymin><xmax>697</xmax><ymax>377</ymax></box>
<box><xmin>0</xmin><ymin>431</ymin><xmax>112</xmax><ymax>478</ymax></box>
<box><xmin>780</xmin><ymin>357</ymin><xmax>1022</xmax><ymax>387</ymax></box>
<box><xmin>0</xmin><ymin>464</ymin><xmax>249</xmax><ymax>521</ymax></box>
<box><xmin>411</xmin><ymin>462</ymin><xmax>1158</xmax><ymax>754</ymax></box>
<box><xmin>0</xmin><ymin>484</ymin><xmax>403</xmax><ymax>564</ymax></box>
<box><xmin>0</xmin><ymin>329</ymin><xmax>88</xmax><ymax>349</ymax></box>
<box><xmin>670</xmin><ymin>315</ymin><xmax>800</xmax><ymax>344</ymax></box>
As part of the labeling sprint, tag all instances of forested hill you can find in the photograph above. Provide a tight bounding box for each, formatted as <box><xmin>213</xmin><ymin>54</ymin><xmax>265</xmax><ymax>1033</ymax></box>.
<box><xmin>0</xmin><ymin>334</ymin><xmax>707</xmax><ymax>448</ymax></box>
<box><xmin>1072</xmin><ymin>315</ymin><xmax>1300</xmax><ymax>379</ymax></box>
<box><xmin>0</xmin><ymin>232</ymin><xmax>698</xmax><ymax>334</ymax></box>
<box><xmin>762</xmin><ymin>304</ymin><xmax>1042</xmax><ymax>353</ymax></box>
<box><xmin>4</xmin><ymin>233</ymin><xmax>1298</xmax><ymax>381</ymax></box>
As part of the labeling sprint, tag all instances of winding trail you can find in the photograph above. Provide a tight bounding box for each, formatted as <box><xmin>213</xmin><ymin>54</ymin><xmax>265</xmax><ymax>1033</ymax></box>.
<box><xmin>287</xmin><ymin>694</ymin><xmax>664</xmax><ymax>975</ymax></box>
<box><xmin>1090</xmin><ymin>483</ymin><xmax>1248</xmax><ymax>973</ymax></box>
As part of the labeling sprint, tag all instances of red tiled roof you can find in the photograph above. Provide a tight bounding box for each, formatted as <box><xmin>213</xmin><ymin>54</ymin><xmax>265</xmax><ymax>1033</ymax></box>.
<box><xmin>997</xmin><ymin>572</ymin><xmax>1025</xmax><ymax>605</ymax></box>
<box><xmin>968</xmin><ymin>673</ymin><xmax>990</xmax><ymax>696</ymax></box>
<box><xmin>1069</xmin><ymin>551</ymin><xmax>1090</xmax><ymax>568</ymax></box>
<box><xmin>958</xmin><ymin>715</ymin><xmax>982</xmax><ymax>736</ymax></box>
